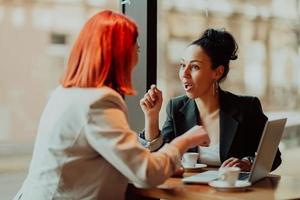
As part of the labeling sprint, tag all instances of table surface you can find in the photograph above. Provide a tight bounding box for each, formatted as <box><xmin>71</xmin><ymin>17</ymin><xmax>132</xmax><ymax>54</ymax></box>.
<box><xmin>126</xmin><ymin>170</ymin><xmax>300</xmax><ymax>200</ymax></box>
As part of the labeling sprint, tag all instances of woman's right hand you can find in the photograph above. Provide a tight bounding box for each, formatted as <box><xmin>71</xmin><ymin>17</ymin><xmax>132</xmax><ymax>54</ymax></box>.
<box><xmin>171</xmin><ymin>125</ymin><xmax>210</xmax><ymax>155</ymax></box>
<box><xmin>139</xmin><ymin>84</ymin><xmax>163</xmax><ymax>118</ymax></box>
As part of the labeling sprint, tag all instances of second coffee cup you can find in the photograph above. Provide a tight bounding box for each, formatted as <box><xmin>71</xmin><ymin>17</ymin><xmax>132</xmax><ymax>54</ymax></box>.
<box><xmin>218</xmin><ymin>167</ymin><xmax>241</xmax><ymax>186</ymax></box>
<box><xmin>182</xmin><ymin>152</ymin><xmax>199</xmax><ymax>168</ymax></box>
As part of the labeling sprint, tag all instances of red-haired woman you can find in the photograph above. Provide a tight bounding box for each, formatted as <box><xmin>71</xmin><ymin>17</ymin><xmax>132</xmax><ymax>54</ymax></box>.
<box><xmin>14</xmin><ymin>10</ymin><xmax>210</xmax><ymax>200</ymax></box>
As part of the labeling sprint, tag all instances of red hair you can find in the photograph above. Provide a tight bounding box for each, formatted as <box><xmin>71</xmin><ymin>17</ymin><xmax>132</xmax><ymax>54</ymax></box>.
<box><xmin>61</xmin><ymin>10</ymin><xmax>138</xmax><ymax>95</ymax></box>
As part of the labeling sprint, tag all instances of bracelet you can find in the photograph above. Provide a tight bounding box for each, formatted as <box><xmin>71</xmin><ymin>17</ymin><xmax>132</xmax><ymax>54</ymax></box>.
<box><xmin>144</xmin><ymin>133</ymin><xmax>163</xmax><ymax>152</ymax></box>
<box><xmin>138</xmin><ymin>131</ymin><xmax>163</xmax><ymax>152</ymax></box>
<box><xmin>242</xmin><ymin>156</ymin><xmax>255</xmax><ymax>164</ymax></box>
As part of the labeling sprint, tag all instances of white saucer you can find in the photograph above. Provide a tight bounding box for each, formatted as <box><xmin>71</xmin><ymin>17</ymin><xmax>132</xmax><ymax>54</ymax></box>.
<box><xmin>182</xmin><ymin>163</ymin><xmax>207</xmax><ymax>170</ymax></box>
<box><xmin>208</xmin><ymin>180</ymin><xmax>251</xmax><ymax>192</ymax></box>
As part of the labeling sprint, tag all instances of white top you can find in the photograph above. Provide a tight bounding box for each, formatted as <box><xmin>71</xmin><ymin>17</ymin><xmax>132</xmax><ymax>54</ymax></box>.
<box><xmin>198</xmin><ymin>109</ymin><xmax>221</xmax><ymax>166</ymax></box>
<box><xmin>198</xmin><ymin>143</ymin><xmax>221</xmax><ymax>166</ymax></box>
<box><xmin>14</xmin><ymin>86</ymin><xmax>181</xmax><ymax>200</ymax></box>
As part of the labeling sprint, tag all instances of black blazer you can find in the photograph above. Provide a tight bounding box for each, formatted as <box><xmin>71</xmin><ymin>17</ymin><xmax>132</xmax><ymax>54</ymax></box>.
<box><xmin>161</xmin><ymin>90</ymin><xmax>281</xmax><ymax>171</ymax></box>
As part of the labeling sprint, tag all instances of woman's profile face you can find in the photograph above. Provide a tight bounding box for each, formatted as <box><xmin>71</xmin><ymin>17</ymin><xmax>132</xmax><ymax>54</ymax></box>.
<box><xmin>130</xmin><ymin>41</ymin><xmax>140</xmax><ymax>69</ymax></box>
<box><xmin>179</xmin><ymin>45</ymin><xmax>217</xmax><ymax>99</ymax></box>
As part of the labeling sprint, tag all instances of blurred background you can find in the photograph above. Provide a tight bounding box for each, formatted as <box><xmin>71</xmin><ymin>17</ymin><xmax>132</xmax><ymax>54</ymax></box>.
<box><xmin>0</xmin><ymin>0</ymin><xmax>299</xmax><ymax>199</ymax></box>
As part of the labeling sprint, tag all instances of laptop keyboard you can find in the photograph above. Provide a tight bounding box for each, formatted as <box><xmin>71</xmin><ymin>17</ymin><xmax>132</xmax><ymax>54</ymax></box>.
<box><xmin>238</xmin><ymin>172</ymin><xmax>250</xmax><ymax>180</ymax></box>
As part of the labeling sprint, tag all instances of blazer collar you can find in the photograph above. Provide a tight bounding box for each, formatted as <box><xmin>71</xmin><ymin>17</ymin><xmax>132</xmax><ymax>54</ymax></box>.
<box><xmin>178</xmin><ymin>90</ymin><xmax>239</xmax><ymax>122</ymax></box>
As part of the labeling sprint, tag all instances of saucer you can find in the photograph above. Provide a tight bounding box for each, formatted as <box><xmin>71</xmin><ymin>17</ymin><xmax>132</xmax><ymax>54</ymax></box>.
<box><xmin>208</xmin><ymin>180</ymin><xmax>251</xmax><ymax>192</ymax></box>
<box><xmin>182</xmin><ymin>163</ymin><xmax>207</xmax><ymax>172</ymax></box>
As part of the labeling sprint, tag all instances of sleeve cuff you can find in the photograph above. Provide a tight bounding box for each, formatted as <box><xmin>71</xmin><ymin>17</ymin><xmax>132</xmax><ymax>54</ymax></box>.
<box><xmin>138</xmin><ymin>131</ymin><xmax>163</xmax><ymax>152</ymax></box>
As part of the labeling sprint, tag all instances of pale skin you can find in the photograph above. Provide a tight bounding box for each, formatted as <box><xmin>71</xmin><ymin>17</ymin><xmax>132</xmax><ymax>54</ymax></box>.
<box><xmin>140</xmin><ymin>45</ymin><xmax>251</xmax><ymax>171</ymax></box>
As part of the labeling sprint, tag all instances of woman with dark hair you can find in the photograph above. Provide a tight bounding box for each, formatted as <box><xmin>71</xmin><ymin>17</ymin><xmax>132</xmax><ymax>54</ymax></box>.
<box><xmin>140</xmin><ymin>28</ymin><xmax>281</xmax><ymax>172</ymax></box>
<box><xmin>14</xmin><ymin>10</ymin><xmax>210</xmax><ymax>200</ymax></box>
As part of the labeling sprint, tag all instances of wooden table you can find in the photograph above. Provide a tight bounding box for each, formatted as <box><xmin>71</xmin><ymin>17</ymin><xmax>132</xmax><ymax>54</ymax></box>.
<box><xmin>126</xmin><ymin>172</ymin><xmax>300</xmax><ymax>200</ymax></box>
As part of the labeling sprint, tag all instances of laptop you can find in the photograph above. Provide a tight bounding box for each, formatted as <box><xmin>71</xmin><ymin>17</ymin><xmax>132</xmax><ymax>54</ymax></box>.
<box><xmin>182</xmin><ymin>118</ymin><xmax>287</xmax><ymax>184</ymax></box>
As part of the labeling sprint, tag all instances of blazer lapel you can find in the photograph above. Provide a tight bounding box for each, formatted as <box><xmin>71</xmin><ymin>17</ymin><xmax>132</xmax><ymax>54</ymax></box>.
<box><xmin>219</xmin><ymin>90</ymin><xmax>239</xmax><ymax>162</ymax></box>
<box><xmin>219</xmin><ymin>110</ymin><xmax>238</xmax><ymax>162</ymax></box>
<box><xmin>179</xmin><ymin>99</ymin><xmax>199</xmax><ymax>152</ymax></box>
<box><xmin>179</xmin><ymin>99</ymin><xmax>199</xmax><ymax>129</ymax></box>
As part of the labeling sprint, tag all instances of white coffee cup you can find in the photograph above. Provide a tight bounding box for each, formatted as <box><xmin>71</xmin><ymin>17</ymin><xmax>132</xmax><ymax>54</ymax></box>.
<box><xmin>218</xmin><ymin>167</ymin><xmax>241</xmax><ymax>186</ymax></box>
<box><xmin>182</xmin><ymin>152</ymin><xmax>199</xmax><ymax>168</ymax></box>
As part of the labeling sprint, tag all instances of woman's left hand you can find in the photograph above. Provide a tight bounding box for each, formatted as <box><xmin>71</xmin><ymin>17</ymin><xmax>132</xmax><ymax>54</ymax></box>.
<box><xmin>221</xmin><ymin>157</ymin><xmax>252</xmax><ymax>172</ymax></box>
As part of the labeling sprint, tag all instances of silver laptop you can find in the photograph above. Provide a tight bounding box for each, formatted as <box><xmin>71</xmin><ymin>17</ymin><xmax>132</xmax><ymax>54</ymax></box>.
<box><xmin>183</xmin><ymin>118</ymin><xmax>287</xmax><ymax>184</ymax></box>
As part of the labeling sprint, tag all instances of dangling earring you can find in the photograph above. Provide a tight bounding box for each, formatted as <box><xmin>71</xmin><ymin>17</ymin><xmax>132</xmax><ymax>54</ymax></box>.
<box><xmin>212</xmin><ymin>81</ymin><xmax>219</xmax><ymax>96</ymax></box>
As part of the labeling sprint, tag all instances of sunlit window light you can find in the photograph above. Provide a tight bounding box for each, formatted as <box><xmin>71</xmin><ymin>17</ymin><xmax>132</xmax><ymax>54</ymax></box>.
<box><xmin>11</xmin><ymin>7</ymin><xmax>25</xmax><ymax>28</ymax></box>
<box><xmin>0</xmin><ymin>6</ymin><xmax>4</xmax><ymax>23</ymax></box>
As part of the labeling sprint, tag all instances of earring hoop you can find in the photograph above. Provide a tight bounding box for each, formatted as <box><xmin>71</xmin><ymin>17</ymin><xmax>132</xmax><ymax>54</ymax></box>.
<box><xmin>213</xmin><ymin>81</ymin><xmax>219</xmax><ymax>96</ymax></box>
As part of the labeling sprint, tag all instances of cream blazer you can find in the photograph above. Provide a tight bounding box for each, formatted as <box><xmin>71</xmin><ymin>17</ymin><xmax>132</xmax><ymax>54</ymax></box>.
<box><xmin>14</xmin><ymin>86</ymin><xmax>181</xmax><ymax>200</ymax></box>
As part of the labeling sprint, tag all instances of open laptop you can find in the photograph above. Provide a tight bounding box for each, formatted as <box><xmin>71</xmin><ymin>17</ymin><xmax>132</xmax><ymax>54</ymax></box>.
<box><xmin>182</xmin><ymin>118</ymin><xmax>287</xmax><ymax>184</ymax></box>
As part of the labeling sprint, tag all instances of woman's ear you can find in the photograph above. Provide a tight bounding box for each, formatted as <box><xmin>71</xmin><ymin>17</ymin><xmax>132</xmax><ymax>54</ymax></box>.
<box><xmin>214</xmin><ymin>65</ymin><xmax>224</xmax><ymax>80</ymax></box>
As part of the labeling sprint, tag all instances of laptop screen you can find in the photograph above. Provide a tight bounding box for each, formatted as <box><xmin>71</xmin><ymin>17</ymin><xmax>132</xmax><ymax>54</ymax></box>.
<box><xmin>248</xmin><ymin>118</ymin><xmax>287</xmax><ymax>183</ymax></box>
